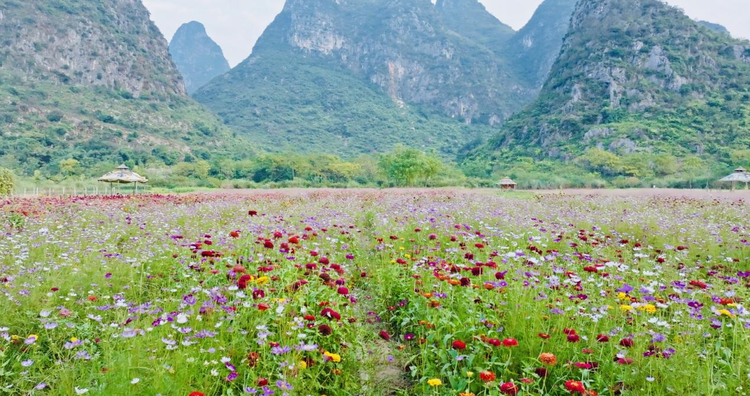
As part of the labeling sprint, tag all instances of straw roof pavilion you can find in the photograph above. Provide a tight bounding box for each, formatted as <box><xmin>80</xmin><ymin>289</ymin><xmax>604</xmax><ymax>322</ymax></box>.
<box><xmin>498</xmin><ymin>177</ymin><xmax>517</xmax><ymax>190</ymax></box>
<box><xmin>719</xmin><ymin>167</ymin><xmax>750</xmax><ymax>190</ymax></box>
<box><xmin>98</xmin><ymin>164</ymin><xmax>148</xmax><ymax>192</ymax></box>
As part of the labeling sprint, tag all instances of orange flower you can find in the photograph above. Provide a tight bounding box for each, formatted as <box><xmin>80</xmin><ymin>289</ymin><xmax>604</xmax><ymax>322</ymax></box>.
<box><xmin>479</xmin><ymin>371</ymin><xmax>496</xmax><ymax>382</ymax></box>
<box><xmin>539</xmin><ymin>352</ymin><xmax>557</xmax><ymax>366</ymax></box>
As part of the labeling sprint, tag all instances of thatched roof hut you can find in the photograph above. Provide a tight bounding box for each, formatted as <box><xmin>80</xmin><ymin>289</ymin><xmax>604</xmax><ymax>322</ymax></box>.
<box><xmin>98</xmin><ymin>164</ymin><xmax>148</xmax><ymax>192</ymax></box>
<box><xmin>498</xmin><ymin>177</ymin><xmax>517</xmax><ymax>190</ymax></box>
<box><xmin>719</xmin><ymin>167</ymin><xmax>750</xmax><ymax>190</ymax></box>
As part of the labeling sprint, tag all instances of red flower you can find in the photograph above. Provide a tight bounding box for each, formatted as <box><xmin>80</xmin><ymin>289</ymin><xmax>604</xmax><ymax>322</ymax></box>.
<box><xmin>189</xmin><ymin>392</ymin><xmax>205</xmax><ymax>396</ymax></box>
<box><xmin>321</xmin><ymin>308</ymin><xmax>341</xmax><ymax>321</ymax></box>
<box><xmin>538</xmin><ymin>333</ymin><xmax>551</xmax><ymax>339</ymax></box>
<box><xmin>248</xmin><ymin>210</ymin><xmax>258</xmax><ymax>216</ymax></box>
<box><xmin>502</xmin><ymin>338</ymin><xmax>519</xmax><ymax>347</ymax></box>
<box><xmin>318</xmin><ymin>324</ymin><xmax>332</xmax><ymax>336</ymax></box>
<box><xmin>487</xmin><ymin>338</ymin><xmax>501</xmax><ymax>347</ymax></box>
<box><xmin>479</xmin><ymin>371</ymin><xmax>496</xmax><ymax>382</ymax></box>
<box><xmin>263</xmin><ymin>240</ymin><xmax>274</xmax><ymax>249</ymax></box>
<box><xmin>229</xmin><ymin>231</ymin><xmax>240</xmax><ymax>238</ymax></box>
<box><xmin>237</xmin><ymin>274</ymin><xmax>253</xmax><ymax>290</ymax></box>
<box><xmin>252</xmin><ymin>289</ymin><xmax>265</xmax><ymax>300</ymax></box>
<box><xmin>535</xmin><ymin>367</ymin><xmax>548</xmax><ymax>378</ymax></box>
<box><xmin>564</xmin><ymin>380</ymin><xmax>586</xmax><ymax>394</ymax></box>
<box><xmin>288</xmin><ymin>236</ymin><xmax>300</xmax><ymax>244</ymax></box>
<box><xmin>379</xmin><ymin>331</ymin><xmax>391</xmax><ymax>341</ymax></box>
<box><xmin>567</xmin><ymin>334</ymin><xmax>581</xmax><ymax>343</ymax></box>
<box><xmin>500</xmin><ymin>382</ymin><xmax>519</xmax><ymax>395</ymax></box>
<box><xmin>257</xmin><ymin>303</ymin><xmax>270</xmax><ymax>311</ymax></box>
<box><xmin>596</xmin><ymin>334</ymin><xmax>609</xmax><ymax>342</ymax></box>
<box><xmin>337</xmin><ymin>287</ymin><xmax>349</xmax><ymax>296</ymax></box>
<box><xmin>451</xmin><ymin>340</ymin><xmax>467</xmax><ymax>350</ymax></box>
<box><xmin>257</xmin><ymin>378</ymin><xmax>268</xmax><ymax>386</ymax></box>
<box><xmin>619</xmin><ymin>338</ymin><xmax>634</xmax><ymax>348</ymax></box>
<box><xmin>689</xmin><ymin>280</ymin><xmax>707</xmax><ymax>289</ymax></box>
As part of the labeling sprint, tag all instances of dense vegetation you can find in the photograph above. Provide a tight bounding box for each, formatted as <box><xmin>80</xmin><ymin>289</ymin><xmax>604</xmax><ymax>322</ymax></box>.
<box><xmin>0</xmin><ymin>0</ymin><xmax>251</xmax><ymax>176</ymax></box>
<box><xmin>469</xmin><ymin>0</ymin><xmax>750</xmax><ymax>185</ymax></box>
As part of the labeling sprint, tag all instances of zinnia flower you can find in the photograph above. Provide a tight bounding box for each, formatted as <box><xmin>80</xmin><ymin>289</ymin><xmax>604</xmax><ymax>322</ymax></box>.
<box><xmin>502</xmin><ymin>338</ymin><xmax>518</xmax><ymax>347</ymax></box>
<box><xmin>565</xmin><ymin>380</ymin><xmax>586</xmax><ymax>394</ymax></box>
<box><xmin>427</xmin><ymin>379</ymin><xmax>442</xmax><ymax>387</ymax></box>
<box><xmin>539</xmin><ymin>352</ymin><xmax>557</xmax><ymax>366</ymax></box>
<box><xmin>452</xmin><ymin>340</ymin><xmax>467</xmax><ymax>350</ymax></box>
<box><xmin>479</xmin><ymin>371</ymin><xmax>496</xmax><ymax>382</ymax></box>
<box><xmin>500</xmin><ymin>382</ymin><xmax>519</xmax><ymax>395</ymax></box>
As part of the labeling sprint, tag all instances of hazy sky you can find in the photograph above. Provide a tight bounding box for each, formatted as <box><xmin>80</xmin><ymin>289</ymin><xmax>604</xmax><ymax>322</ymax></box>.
<box><xmin>143</xmin><ymin>0</ymin><xmax>750</xmax><ymax>67</ymax></box>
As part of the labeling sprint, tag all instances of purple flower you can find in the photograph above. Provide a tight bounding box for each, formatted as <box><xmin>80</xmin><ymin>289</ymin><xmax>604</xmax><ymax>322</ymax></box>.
<box><xmin>21</xmin><ymin>359</ymin><xmax>34</xmax><ymax>367</ymax></box>
<box><xmin>617</xmin><ymin>284</ymin><xmax>634</xmax><ymax>293</ymax></box>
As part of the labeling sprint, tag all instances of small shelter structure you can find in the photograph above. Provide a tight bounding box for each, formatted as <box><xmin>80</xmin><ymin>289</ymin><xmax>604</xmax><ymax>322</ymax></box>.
<box><xmin>498</xmin><ymin>177</ymin><xmax>517</xmax><ymax>190</ymax></box>
<box><xmin>98</xmin><ymin>164</ymin><xmax>148</xmax><ymax>193</ymax></box>
<box><xmin>719</xmin><ymin>167</ymin><xmax>750</xmax><ymax>190</ymax></box>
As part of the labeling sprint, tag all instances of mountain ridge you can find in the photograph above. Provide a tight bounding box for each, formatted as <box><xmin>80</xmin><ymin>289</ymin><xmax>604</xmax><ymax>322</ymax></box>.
<box><xmin>170</xmin><ymin>21</ymin><xmax>231</xmax><ymax>94</ymax></box>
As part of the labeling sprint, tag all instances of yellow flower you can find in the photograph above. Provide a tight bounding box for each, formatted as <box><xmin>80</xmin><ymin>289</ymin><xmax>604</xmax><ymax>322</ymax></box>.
<box><xmin>399</xmin><ymin>247</ymin><xmax>405</xmax><ymax>251</ymax></box>
<box><xmin>27</xmin><ymin>334</ymin><xmax>38</xmax><ymax>341</ymax></box>
<box><xmin>718</xmin><ymin>309</ymin><xmax>735</xmax><ymax>318</ymax></box>
<box><xmin>427</xmin><ymin>379</ymin><xmax>442</xmax><ymax>387</ymax></box>
<box><xmin>617</xmin><ymin>292</ymin><xmax>629</xmax><ymax>301</ymax></box>
<box><xmin>323</xmin><ymin>351</ymin><xmax>341</xmax><ymax>363</ymax></box>
<box><xmin>256</xmin><ymin>276</ymin><xmax>270</xmax><ymax>286</ymax></box>
<box><xmin>466</xmin><ymin>371</ymin><xmax>474</xmax><ymax>378</ymax></box>
<box><xmin>299</xmin><ymin>360</ymin><xmax>307</xmax><ymax>369</ymax></box>
<box><xmin>70</xmin><ymin>337</ymin><xmax>78</xmax><ymax>342</ymax></box>
<box><xmin>638</xmin><ymin>304</ymin><xmax>657</xmax><ymax>314</ymax></box>
<box><xmin>404</xmin><ymin>253</ymin><xmax>411</xmax><ymax>258</ymax></box>
<box><xmin>460</xmin><ymin>393</ymin><xmax>476</xmax><ymax>396</ymax></box>
<box><xmin>620</xmin><ymin>305</ymin><xmax>634</xmax><ymax>312</ymax></box>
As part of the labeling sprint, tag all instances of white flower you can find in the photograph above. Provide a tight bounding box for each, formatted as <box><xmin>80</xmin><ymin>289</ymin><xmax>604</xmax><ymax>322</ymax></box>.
<box><xmin>176</xmin><ymin>313</ymin><xmax>188</xmax><ymax>324</ymax></box>
<box><xmin>75</xmin><ymin>387</ymin><xmax>89</xmax><ymax>394</ymax></box>
<box><xmin>131</xmin><ymin>378</ymin><xmax>140</xmax><ymax>385</ymax></box>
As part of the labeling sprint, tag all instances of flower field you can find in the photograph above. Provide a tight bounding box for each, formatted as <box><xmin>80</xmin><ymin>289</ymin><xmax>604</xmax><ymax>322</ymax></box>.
<box><xmin>0</xmin><ymin>190</ymin><xmax>749</xmax><ymax>395</ymax></box>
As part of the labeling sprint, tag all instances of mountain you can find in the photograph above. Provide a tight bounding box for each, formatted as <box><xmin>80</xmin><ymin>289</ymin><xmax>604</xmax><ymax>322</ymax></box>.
<box><xmin>503</xmin><ymin>0</ymin><xmax>578</xmax><ymax>88</ymax></box>
<box><xmin>169</xmin><ymin>21</ymin><xmax>231</xmax><ymax>94</ymax></box>
<box><xmin>697</xmin><ymin>20</ymin><xmax>730</xmax><ymax>36</ymax></box>
<box><xmin>195</xmin><ymin>0</ymin><xmax>534</xmax><ymax>157</ymax></box>
<box><xmin>436</xmin><ymin>0</ymin><xmax>515</xmax><ymax>53</ymax></box>
<box><xmin>0</xmin><ymin>0</ymin><xmax>246</xmax><ymax>175</ymax></box>
<box><xmin>468</xmin><ymin>0</ymin><xmax>750</xmax><ymax>181</ymax></box>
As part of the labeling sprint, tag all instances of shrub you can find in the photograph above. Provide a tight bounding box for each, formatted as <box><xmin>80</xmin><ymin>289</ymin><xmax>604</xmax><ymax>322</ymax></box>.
<box><xmin>0</xmin><ymin>167</ymin><xmax>14</xmax><ymax>195</ymax></box>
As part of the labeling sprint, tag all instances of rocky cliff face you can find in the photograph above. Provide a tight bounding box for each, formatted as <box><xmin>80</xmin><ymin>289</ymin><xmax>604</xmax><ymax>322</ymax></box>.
<box><xmin>0</xmin><ymin>0</ymin><xmax>246</xmax><ymax>173</ymax></box>
<box><xmin>477</xmin><ymin>0</ymin><xmax>750</xmax><ymax>161</ymax></box>
<box><xmin>503</xmin><ymin>0</ymin><xmax>578</xmax><ymax>88</ymax></box>
<box><xmin>195</xmin><ymin>0</ymin><xmax>536</xmax><ymax>156</ymax></box>
<box><xmin>0</xmin><ymin>0</ymin><xmax>184</xmax><ymax>97</ymax></box>
<box><xmin>169</xmin><ymin>21</ymin><xmax>230</xmax><ymax>94</ymax></box>
<box><xmin>436</xmin><ymin>0</ymin><xmax>515</xmax><ymax>54</ymax></box>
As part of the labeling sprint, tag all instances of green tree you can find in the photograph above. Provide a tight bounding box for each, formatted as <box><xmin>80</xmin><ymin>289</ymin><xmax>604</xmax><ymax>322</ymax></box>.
<box><xmin>0</xmin><ymin>167</ymin><xmax>14</xmax><ymax>195</ymax></box>
<box><xmin>60</xmin><ymin>158</ymin><xmax>81</xmax><ymax>177</ymax></box>
<box><xmin>378</xmin><ymin>145</ymin><xmax>444</xmax><ymax>186</ymax></box>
